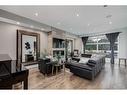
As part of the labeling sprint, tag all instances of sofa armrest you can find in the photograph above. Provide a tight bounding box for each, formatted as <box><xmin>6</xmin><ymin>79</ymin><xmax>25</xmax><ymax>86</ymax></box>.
<box><xmin>87</xmin><ymin>62</ymin><xmax>96</xmax><ymax>67</ymax></box>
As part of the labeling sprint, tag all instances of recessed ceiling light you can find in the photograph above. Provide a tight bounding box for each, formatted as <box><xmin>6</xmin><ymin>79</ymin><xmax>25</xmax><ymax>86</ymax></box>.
<box><xmin>35</xmin><ymin>13</ymin><xmax>38</xmax><ymax>16</ymax></box>
<box><xmin>88</xmin><ymin>24</ymin><xmax>90</xmax><ymax>26</ymax></box>
<box><xmin>16</xmin><ymin>22</ymin><xmax>20</xmax><ymax>25</ymax></box>
<box><xmin>76</xmin><ymin>13</ymin><xmax>79</xmax><ymax>17</ymax></box>
<box><xmin>30</xmin><ymin>25</ymin><xmax>34</xmax><ymax>28</ymax></box>
<box><xmin>109</xmin><ymin>21</ymin><xmax>112</xmax><ymax>24</ymax></box>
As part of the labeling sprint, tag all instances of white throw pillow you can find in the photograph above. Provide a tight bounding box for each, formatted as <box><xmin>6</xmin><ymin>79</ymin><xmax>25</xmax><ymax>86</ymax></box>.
<box><xmin>79</xmin><ymin>58</ymin><xmax>89</xmax><ymax>64</ymax></box>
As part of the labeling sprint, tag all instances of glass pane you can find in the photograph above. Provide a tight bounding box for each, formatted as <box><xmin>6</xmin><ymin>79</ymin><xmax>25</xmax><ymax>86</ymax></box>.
<box><xmin>114</xmin><ymin>43</ymin><xmax>118</xmax><ymax>50</ymax></box>
<box><xmin>98</xmin><ymin>38</ymin><xmax>109</xmax><ymax>43</ymax></box>
<box><xmin>98</xmin><ymin>44</ymin><xmax>118</xmax><ymax>51</ymax></box>
<box><xmin>98</xmin><ymin>44</ymin><xmax>110</xmax><ymax>50</ymax></box>
<box><xmin>98</xmin><ymin>35</ymin><xmax>109</xmax><ymax>43</ymax></box>
<box><xmin>85</xmin><ymin>45</ymin><xmax>97</xmax><ymax>50</ymax></box>
<box><xmin>87</xmin><ymin>37</ymin><xmax>98</xmax><ymax>43</ymax></box>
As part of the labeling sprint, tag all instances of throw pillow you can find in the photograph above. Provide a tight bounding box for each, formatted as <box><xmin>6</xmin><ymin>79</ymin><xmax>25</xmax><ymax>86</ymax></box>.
<box><xmin>79</xmin><ymin>58</ymin><xmax>89</xmax><ymax>64</ymax></box>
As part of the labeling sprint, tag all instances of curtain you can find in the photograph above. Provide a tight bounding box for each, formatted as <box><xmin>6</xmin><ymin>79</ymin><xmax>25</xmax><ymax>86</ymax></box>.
<box><xmin>106</xmin><ymin>32</ymin><xmax>120</xmax><ymax>64</ymax></box>
<box><xmin>65</xmin><ymin>39</ymin><xmax>68</xmax><ymax>62</ymax></box>
<box><xmin>82</xmin><ymin>37</ymin><xmax>89</xmax><ymax>53</ymax></box>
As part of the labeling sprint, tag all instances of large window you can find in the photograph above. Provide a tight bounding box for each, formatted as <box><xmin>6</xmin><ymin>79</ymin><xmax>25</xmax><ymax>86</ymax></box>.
<box><xmin>85</xmin><ymin>35</ymin><xmax>118</xmax><ymax>58</ymax></box>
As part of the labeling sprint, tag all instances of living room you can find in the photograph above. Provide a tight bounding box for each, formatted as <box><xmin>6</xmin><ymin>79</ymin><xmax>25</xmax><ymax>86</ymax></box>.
<box><xmin>0</xmin><ymin>4</ymin><xmax>127</xmax><ymax>91</ymax></box>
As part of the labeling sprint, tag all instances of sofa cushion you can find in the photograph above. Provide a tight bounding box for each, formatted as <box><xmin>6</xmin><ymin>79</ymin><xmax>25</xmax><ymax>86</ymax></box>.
<box><xmin>79</xmin><ymin>57</ymin><xmax>89</xmax><ymax>64</ymax></box>
<box><xmin>81</xmin><ymin>54</ymin><xmax>92</xmax><ymax>58</ymax></box>
<box><xmin>91</xmin><ymin>54</ymin><xmax>106</xmax><ymax>59</ymax></box>
<box><xmin>88</xmin><ymin>54</ymin><xmax>102</xmax><ymax>64</ymax></box>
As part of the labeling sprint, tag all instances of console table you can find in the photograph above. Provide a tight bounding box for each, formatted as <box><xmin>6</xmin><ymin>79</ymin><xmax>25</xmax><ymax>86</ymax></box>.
<box><xmin>0</xmin><ymin>54</ymin><xmax>12</xmax><ymax>73</ymax></box>
<box><xmin>0</xmin><ymin>54</ymin><xmax>29</xmax><ymax>89</ymax></box>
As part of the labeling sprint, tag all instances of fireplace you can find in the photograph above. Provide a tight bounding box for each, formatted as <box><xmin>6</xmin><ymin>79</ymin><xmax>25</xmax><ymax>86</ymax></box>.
<box><xmin>25</xmin><ymin>54</ymin><xmax>34</xmax><ymax>62</ymax></box>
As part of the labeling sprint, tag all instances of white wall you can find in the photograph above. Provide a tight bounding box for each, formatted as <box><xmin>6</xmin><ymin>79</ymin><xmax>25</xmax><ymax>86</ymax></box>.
<box><xmin>0</xmin><ymin>21</ymin><xmax>48</xmax><ymax>60</ymax></box>
<box><xmin>118</xmin><ymin>27</ymin><xmax>127</xmax><ymax>58</ymax></box>
<box><xmin>75</xmin><ymin>37</ymin><xmax>83</xmax><ymax>53</ymax></box>
<box><xmin>65</xmin><ymin>33</ymin><xmax>82</xmax><ymax>53</ymax></box>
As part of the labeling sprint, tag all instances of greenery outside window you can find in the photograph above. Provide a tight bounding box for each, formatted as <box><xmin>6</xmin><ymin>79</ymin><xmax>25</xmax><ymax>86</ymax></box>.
<box><xmin>85</xmin><ymin>35</ymin><xmax>118</xmax><ymax>58</ymax></box>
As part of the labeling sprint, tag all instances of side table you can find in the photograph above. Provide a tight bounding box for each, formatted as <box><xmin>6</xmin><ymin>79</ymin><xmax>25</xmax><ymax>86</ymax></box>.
<box><xmin>52</xmin><ymin>63</ymin><xmax>65</xmax><ymax>75</ymax></box>
<box><xmin>119</xmin><ymin>58</ymin><xmax>127</xmax><ymax>66</ymax></box>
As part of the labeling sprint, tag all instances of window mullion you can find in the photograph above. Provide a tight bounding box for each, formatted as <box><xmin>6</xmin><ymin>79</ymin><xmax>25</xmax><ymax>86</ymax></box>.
<box><xmin>97</xmin><ymin>37</ymin><xmax>98</xmax><ymax>52</ymax></box>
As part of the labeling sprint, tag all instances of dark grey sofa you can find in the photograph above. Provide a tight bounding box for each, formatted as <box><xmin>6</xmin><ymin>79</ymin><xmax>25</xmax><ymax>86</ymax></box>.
<box><xmin>68</xmin><ymin>54</ymin><xmax>106</xmax><ymax>80</ymax></box>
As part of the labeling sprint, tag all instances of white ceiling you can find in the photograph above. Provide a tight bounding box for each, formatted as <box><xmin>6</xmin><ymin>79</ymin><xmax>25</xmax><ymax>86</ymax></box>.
<box><xmin>0</xmin><ymin>6</ymin><xmax>127</xmax><ymax>35</ymax></box>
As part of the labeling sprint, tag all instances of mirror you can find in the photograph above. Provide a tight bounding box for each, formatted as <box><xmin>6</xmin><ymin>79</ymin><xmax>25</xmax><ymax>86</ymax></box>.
<box><xmin>17</xmin><ymin>30</ymin><xmax>40</xmax><ymax>66</ymax></box>
<box><xmin>22</xmin><ymin>35</ymin><xmax>37</xmax><ymax>62</ymax></box>
<box><xmin>67</xmin><ymin>40</ymin><xmax>73</xmax><ymax>53</ymax></box>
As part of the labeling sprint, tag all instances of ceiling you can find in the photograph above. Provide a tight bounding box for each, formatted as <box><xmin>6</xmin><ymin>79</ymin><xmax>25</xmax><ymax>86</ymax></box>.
<box><xmin>0</xmin><ymin>6</ymin><xmax>127</xmax><ymax>36</ymax></box>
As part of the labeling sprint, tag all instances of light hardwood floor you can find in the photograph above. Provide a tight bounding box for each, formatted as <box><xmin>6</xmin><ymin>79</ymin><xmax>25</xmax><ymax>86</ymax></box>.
<box><xmin>27</xmin><ymin>62</ymin><xmax>127</xmax><ymax>89</ymax></box>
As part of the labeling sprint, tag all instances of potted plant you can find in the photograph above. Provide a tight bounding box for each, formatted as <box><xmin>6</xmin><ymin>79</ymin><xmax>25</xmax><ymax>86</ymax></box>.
<box><xmin>57</xmin><ymin>54</ymin><xmax>61</xmax><ymax>62</ymax></box>
<box><xmin>54</xmin><ymin>54</ymin><xmax>61</xmax><ymax>65</ymax></box>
